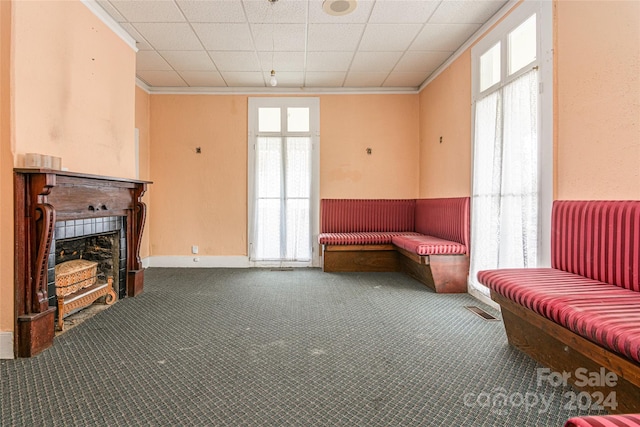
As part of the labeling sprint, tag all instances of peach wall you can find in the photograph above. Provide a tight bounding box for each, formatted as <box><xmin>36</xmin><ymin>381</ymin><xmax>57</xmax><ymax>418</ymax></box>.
<box><xmin>135</xmin><ymin>85</ymin><xmax>151</xmax><ymax>259</ymax></box>
<box><xmin>12</xmin><ymin>0</ymin><xmax>136</xmax><ymax>178</ymax></box>
<box><xmin>555</xmin><ymin>1</ymin><xmax>640</xmax><ymax>199</ymax></box>
<box><xmin>149</xmin><ymin>95</ymin><xmax>248</xmax><ymax>256</ymax></box>
<box><xmin>418</xmin><ymin>53</ymin><xmax>472</xmax><ymax>198</ymax></box>
<box><xmin>0</xmin><ymin>0</ymin><xmax>13</xmax><ymax>334</ymax></box>
<box><xmin>148</xmin><ymin>94</ymin><xmax>419</xmax><ymax>256</ymax></box>
<box><xmin>320</xmin><ymin>95</ymin><xmax>419</xmax><ymax>198</ymax></box>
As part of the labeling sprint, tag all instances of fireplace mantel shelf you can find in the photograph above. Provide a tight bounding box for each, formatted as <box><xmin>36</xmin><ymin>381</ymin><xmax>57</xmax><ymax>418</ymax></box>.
<box><xmin>14</xmin><ymin>168</ymin><xmax>151</xmax><ymax>357</ymax></box>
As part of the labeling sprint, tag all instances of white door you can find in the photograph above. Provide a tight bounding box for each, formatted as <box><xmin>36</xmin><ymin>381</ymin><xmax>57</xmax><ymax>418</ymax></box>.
<box><xmin>248</xmin><ymin>98</ymin><xmax>320</xmax><ymax>267</ymax></box>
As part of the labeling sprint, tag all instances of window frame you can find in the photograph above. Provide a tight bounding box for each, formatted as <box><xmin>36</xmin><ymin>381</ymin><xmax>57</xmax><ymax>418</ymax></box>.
<box><xmin>469</xmin><ymin>0</ymin><xmax>553</xmax><ymax>302</ymax></box>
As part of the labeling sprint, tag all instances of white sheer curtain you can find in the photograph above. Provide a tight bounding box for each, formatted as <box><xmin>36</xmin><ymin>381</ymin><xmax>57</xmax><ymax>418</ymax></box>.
<box><xmin>253</xmin><ymin>136</ymin><xmax>311</xmax><ymax>261</ymax></box>
<box><xmin>469</xmin><ymin>69</ymin><xmax>539</xmax><ymax>297</ymax></box>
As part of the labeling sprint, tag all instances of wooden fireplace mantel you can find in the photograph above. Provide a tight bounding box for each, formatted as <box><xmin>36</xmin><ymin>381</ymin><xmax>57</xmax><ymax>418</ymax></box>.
<box><xmin>14</xmin><ymin>168</ymin><xmax>151</xmax><ymax>357</ymax></box>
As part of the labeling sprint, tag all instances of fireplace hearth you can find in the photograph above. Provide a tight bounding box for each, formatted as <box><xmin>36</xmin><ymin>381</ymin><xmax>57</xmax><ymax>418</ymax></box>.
<box><xmin>14</xmin><ymin>169</ymin><xmax>150</xmax><ymax>357</ymax></box>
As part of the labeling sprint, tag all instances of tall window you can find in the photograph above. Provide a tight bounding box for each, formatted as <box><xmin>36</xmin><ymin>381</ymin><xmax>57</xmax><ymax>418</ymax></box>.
<box><xmin>248</xmin><ymin>98</ymin><xmax>320</xmax><ymax>266</ymax></box>
<box><xmin>469</xmin><ymin>2</ymin><xmax>552</xmax><ymax>301</ymax></box>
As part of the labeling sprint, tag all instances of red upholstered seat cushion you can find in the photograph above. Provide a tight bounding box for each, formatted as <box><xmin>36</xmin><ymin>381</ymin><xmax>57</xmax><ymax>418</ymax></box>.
<box><xmin>564</xmin><ymin>414</ymin><xmax>640</xmax><ymax>427</ymax></box>
<box><xmin>391</xmin><ymin>234</ymin><xmax>467</xmax><ymax>255</ymax></box>
<box><xmin>318</xmin><ymin>232</ymin><xmax>421</xmax><ymax>245</ymax></box>
<box><xmin>479</xmin><ymin>268</ymin><xmax>640</xmax><ymax>363</ymax></box>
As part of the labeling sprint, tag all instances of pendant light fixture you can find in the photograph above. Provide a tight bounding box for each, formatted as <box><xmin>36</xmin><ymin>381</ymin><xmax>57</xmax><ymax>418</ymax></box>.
<box><xmin>268</xmin><ymin>0</ymin><xmax>278</xmax><ymax>87</ymax></box>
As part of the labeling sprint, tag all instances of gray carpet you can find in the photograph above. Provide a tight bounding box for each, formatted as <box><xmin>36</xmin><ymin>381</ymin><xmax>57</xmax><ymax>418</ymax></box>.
<box><xmin>1</xmin><ymin>268</ymin><xmax>603</xmax><ymax>426</ymax></box>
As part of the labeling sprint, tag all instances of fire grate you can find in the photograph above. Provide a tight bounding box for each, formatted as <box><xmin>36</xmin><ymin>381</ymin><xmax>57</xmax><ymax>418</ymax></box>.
<box><xmin>465</xmin><ymin>305</ymin><xmax>499</xmax><ymax>321</ymax></box>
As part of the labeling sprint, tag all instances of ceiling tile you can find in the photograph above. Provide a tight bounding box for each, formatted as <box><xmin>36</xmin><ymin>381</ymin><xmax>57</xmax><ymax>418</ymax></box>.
<box><xmin>133</xmin><ymin>23</ymin><xmax>203</xmax><ymax>50</ymax></box>
<box><xmin>394</xmin><ymin>51</ymin><xmax>452</xmax><ymax>72</ymax></box>
<box><xmin>369</xmin><ymin>1</ymin><xmax>440</xmax><ymax>24</ymax></box>
<box><xmin>177</xmin><ymin>0</ymin><xmax>246</xmax><ymax>23</ymax></box>
<box><xmin>265</xmin><ymin>71</ymin><xmax>304</xmax><ymax>87</ymax></box>
<box><xmin>220</xmin><ymin>71</ymin><xmax>265</xmax><ymax>87</ymax></box>
<box><xmin>120</xmin><ymin>23</ymin><xmax>154</xmax><ymax>51</ymax></box>
<box><xmin>307</xmin><ymin>24</ymin><xmax>365</xmax><ymax>51</ymax></box>
<box><xmin>411</xmin><ymin>23</ymin><xmax>481</xmax><ymax>51</ymax></box>
<box><xmin>97</xmin><ymin>1</ymin><xmax>126</xmax><ymax>23</ymax></box>
<box><xmin>210</xmin><ymin>51</ymin><xmax>261</xmax><ymax>71</ymax></box>
<box><xmin>308</xmin><ymin>0</ymin><xmax>374</xmax><ymax>24</ymax></box>
<box><xmin>429</xmin><ymin>1</ymin><xmax>507</xmax><ymax>24</ymax></box>
<box><xmin>344</xmin><ymin>72</ymin><xmax>388</xmax><ymax>87</ymax></box>
<box><xmin>243</xmin><ymin>0</ymin><xmax>307</xmax><ymax>23</ymax></box>
<box><xmin>358</xmin><ymin>24</ymin><xmax>422</xmax><ymax>51</ymax></box>
<box><xmin>192</xmin><ymin>23</ymin><xmax>255</xmax><ymax>51</ymax></box>
<box><xmin>179</xmin><ymin>71</ymin><xmax>227</xmax><ymax>87</ymax></box>
<box><xmin>306</xmin><ymin>52</ymin><xmax>354</xmax><ymax>72</ymax></box>
<box><xmin>350</xmin><ymin>52</ymin><xmax>403</xmax><ymax>73</ymax></box>
<box><xmin>160</xmin><ymin>51</ymin><xmax>216</xmax><ymax>71</ymax></box>
<box><xmin>137</xmin><ymin>70</ymin><xmax>188</xmax><ymax>87</ymax></box>
<box><xmin>136</xmin><ymin>51</ymin><xmax>173</xmax><ymax>71</ymax></box>
<box><xmin>251</xmin><ymin>24</ymin><xmax>306</xmax><ymax>51</ymax></box>
<box><xmin>257</xmin><ymin>51</ymin><xmax>305</xmax><ymax>72</ymax></box>
<box><xmin>383</xmin><ymin>72</ymin><xmax>427</xmax><ymax>87</ymax></box>
<box><xmin>110</xmin><ymin>0</ymin><xmax>185</xmax><ymax>23</ymax></box>
<box><xmin>304</xmin><ymin>72</ymin><xmax>347</xmax><ymax>87</ymax></box>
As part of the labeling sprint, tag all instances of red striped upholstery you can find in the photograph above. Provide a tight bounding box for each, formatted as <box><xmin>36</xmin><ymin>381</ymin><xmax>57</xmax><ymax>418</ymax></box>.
<box><xmin>552</xmin><ymin>201</ymin><xmax>640</xmax><ymax>292</ymax></box>
<box><xmin>477</xmin><ymin>268</ymin><xmax>640</xmax><ymax>363</ymax></box>
<box><xmin>391</xmin><ymin>234</ymin><xmax>467</xmax><ymax>255</ymax></box>
<box><xmin>565</xmin><ymin>414</ymin><xmax>640</xmax><ymax>427</ymax></box>
<box><xmin>320</xmin><ymin>199</ymin><xmax>416</xmax><ymax>233</ymax></box>
<box><xmin>478</xmin><ymin>200</ymin><xmax>640</xmax><ymax>364</ymax></box>
<box><xmin>318</xmin><ymin>231</ymin><xmax>420</xmax><ymax>245</ymax></box>
<box><xmin>415</xmin><ymin>197</ymin><xmax>470</xmax><ymax>249</ymax></box>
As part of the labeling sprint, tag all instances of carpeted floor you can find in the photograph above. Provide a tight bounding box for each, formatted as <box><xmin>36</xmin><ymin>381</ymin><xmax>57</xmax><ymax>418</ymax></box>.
<box><xmin>1</xmin><ymin>268</ymin><xmax>603</xmax><ymax>426</ymax></box>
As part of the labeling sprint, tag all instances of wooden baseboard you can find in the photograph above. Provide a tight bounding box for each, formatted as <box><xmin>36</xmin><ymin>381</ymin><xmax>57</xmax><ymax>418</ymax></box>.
<box><xmin>492</xmin><ymin>292</ymin><xmax>640</xmax><ymax>414</ymax></box>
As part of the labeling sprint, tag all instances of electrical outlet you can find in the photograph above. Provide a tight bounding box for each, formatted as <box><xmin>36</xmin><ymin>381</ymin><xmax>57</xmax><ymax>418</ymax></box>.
<box><xmin>192</xmin><ymin>245</ymin><xmax>199</xmax><ymax>254</ymax></box>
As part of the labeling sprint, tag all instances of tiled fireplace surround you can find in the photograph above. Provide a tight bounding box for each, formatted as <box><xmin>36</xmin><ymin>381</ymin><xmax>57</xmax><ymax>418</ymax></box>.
<box><xmin>49</xmin><ymin>217</ymin><xmax>127</xmax><ymax>306</ymax></box>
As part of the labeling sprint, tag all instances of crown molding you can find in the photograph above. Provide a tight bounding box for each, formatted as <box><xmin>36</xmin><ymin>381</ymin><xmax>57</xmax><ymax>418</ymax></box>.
<box><xmin>136</xmin><ymin>78</ymin><xmax>151</xmax><ymax>94</ymax></box>
<box><xmin>143</xmin><ymin>86</ymin><xmax>419</xmax><ymax>96</ymax></box>
<box><xmin>81</xmin><ymin>0</ymin><xmax>138</xmax><ymax>52</ymax></box>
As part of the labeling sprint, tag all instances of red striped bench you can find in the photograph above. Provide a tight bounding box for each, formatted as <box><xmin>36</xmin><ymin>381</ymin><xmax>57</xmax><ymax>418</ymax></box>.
<box><xmin>318</xmin><ymin>198</ymin><xmax>470</xmax><ymax>293</ymax></box>
<box><xmin>478</xmin><ymin>200</ymin><xmax>640</xmax><ymax>414</ymax></box>
<box><xmin>565</xmin><ymin>414</ymin><xmax>640</xmax><ymax>427</ymax></box>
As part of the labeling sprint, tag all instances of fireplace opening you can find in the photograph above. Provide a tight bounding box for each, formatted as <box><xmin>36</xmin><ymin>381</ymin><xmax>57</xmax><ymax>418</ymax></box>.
<box><xmin>48</xmin><ymin>217</ymin><xmax>127</xmax><ymax>327</ymax></box>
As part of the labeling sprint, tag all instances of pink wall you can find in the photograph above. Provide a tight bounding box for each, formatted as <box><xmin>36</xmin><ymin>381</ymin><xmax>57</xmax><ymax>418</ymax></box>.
<box><xmin>0</xmin><ymin>0</ymin><xmax>13</xmax><ymax>335</ymax></box>
<box><xmin>555</xmin><ymin>1</ymin><xmax>640</xmax><ymax>199</ymax></box>
<box><xmin>12</xmin><ymin>0</ymin><xmax>136</xmax><ymax>178</ymax></box>
<box><xmin>418</xmin><ymin>53</ymin><xmax>472</xmax><ymax>198</ymax></box>
<box><xmin>148</xmin><ymin>93</ymin><xmax>419</xmax><ymax>256</ymax></box>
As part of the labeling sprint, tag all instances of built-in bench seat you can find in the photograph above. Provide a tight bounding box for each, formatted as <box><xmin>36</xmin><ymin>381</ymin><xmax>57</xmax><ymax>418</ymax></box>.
<box><xmin>478</xmin><ymin>200</ymin><xmax>640</xmax><ymax>413</ymax></box>
<box><xmin>318</xmin><ymin>197</ymin><xmax>470</xmax><ymax>293</ymax></box>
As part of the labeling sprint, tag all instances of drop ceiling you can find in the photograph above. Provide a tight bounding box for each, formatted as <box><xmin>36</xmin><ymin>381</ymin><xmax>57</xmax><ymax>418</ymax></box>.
<box><xmin>96</xmin><ymin>0</ymin><xmax>510</xmax><ymax>91</ymax></box>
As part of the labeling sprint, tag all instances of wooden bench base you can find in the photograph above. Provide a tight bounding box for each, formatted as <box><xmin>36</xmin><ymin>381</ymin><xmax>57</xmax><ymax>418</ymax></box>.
<box><xmin>492</xmin><ymin>291</ymin><xmax>640</xmax><ymax>414</ymax></box>
<box><xmin>321</xmin><ymin>245</ymin><xmax>400</xmax><ymax>272</ymax></box>
<box><xmin>397</xmin><ymin>248</ymin><xmax>469</xmax><ymax>293</ymax></box>
<box><xmin>321</xmin><ymin>245</ymin><xmax>469</xmax><ymax>293</ymax></box>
